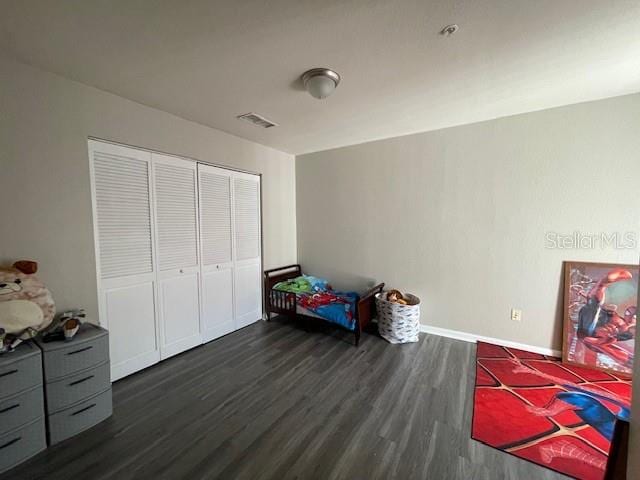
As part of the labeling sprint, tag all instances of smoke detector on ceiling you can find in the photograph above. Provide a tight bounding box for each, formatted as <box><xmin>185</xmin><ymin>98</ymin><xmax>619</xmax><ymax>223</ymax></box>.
<box><xmin>236</xmin><ymin>112</ymin><xmax>279</xmax><ymax>128</ymax></box>
<box><xmin>440</xmin><ymin>24</ymin><xmax>459</xmax><ymax>36</ymax></box>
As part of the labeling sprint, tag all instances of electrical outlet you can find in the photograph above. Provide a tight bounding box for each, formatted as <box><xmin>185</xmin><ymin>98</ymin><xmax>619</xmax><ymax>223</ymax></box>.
<box><xmin>511</xmin><ymin>308</ymin><xmax>522</xmax><ymax>322</ymax></box>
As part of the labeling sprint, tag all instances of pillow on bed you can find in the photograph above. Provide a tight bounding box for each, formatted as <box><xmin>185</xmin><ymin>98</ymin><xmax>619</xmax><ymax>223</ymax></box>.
<box><xmin>273</xmin><ymin>276</ymin><xmax>312</xmax><ymax>294</ymax></box>
<box><xmin>302</xmin><ymin>275</ymin><xmax>330</xmax><ymax>292</ymax></box>
<box><xmin>273</xmin><ymin>275</ymin><xmax>331</xmax><ymax>294</ymax></box>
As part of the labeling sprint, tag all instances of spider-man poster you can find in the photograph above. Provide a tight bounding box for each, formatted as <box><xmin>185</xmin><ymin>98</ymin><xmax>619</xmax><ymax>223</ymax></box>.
<box><xmin>562</xmin><ymin>261</ymin><xmax>637</xmax><ymax>376</ymax></box>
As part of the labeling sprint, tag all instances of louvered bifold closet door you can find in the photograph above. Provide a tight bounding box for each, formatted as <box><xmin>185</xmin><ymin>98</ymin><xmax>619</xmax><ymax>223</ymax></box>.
<box><xmin>198</xmin><ymin>164</ymin><xmax>235</xmax><ymax>342</ymax></box>
<box><xmin>232</xmin><ymin>173</ymin><xmax>262</xmax><ymax>329</ymax></box>
<box><xmin>152</xmin><ymin>153</ymin><xmax>202</xmax><ymax>359</ymax></box>
<box><xmin>89</xmin><ymin>140</ymin><xmax>160</xmax><ymax>381</ymax></box>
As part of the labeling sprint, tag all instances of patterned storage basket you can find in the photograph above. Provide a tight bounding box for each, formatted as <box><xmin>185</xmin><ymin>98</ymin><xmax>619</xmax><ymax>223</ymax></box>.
<box><xmin>375</xmin><ymin>292</ymin><xmax>420</xmax><ymax>344</ymax></box>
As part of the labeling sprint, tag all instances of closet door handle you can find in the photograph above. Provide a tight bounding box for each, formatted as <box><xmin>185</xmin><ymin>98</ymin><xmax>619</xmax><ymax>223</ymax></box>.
<box><xmin>0</xmin><ymin>369</ymin><xmax>18</xmax><ymax>378</ymax></box>
<box><xmin>0</xmin><ymin>437</ymin><xmax>21</xmax><ymax>450</ymax></box>
<box><xmin>71</xmin><ymin>403</ymin><xmax>96</xmax><ymax>416</ymax></box>
<box><xmin>66</xmin><ymin>346</ymin><xmax>93</xmax><ymax>356</ymax></box>
<box><xmin>0</xmin><ymin>403</ymin><xmax>20</xmax><ymax>414</ymax></box>
<box><xmin>69</xmin><ymin>375</ymin><xmax>94</xmax><ymax>387</ymax></box>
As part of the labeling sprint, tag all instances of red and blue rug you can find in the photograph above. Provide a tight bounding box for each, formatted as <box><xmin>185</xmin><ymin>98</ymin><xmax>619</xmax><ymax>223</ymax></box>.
<box><xmin>471</xmin><ymin>342</ymin><xmax>632</xmax><ymax>480</ymax></box>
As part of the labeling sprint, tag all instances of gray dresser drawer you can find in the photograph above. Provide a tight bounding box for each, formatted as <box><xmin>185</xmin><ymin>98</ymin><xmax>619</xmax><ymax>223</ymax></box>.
<box><xmin>0</xmin><ymin>345</ymin><xmax>42</xmax><ymax>400</ymax></box>
<box><xmin>45</xmin><ymin>361</ymin><xmax>110</xmax><ymax>414</ymax></box>
<box><xmin>0</xmin><ymin>418</ymin><xmax>46</xmax><ymax>475</ymax></box>
<box><xmin>0</xmin><ymin>386</ymin><xmax>44</xmax><ymax>436</ymax></box>
<box><xmin>40</xmin><ymin>325</ymin><xmax>109</xmax><ymax>382</ymax></box>
<box><xmin>47</xmin><ymin>388</ymin><xmax>112</xmax><ymax>445</ymax></box>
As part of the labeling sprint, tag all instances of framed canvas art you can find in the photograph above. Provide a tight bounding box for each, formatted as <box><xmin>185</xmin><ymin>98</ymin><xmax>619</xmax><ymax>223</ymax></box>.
<box><xmin>562</xmin><ymin>261</ymin><xmax>638</xmax><ymax>376</ymax></box>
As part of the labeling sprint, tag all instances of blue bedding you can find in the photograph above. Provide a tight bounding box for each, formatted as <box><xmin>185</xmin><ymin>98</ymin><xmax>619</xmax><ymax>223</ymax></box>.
<box><xmin>273</xmin><ymin>275</ymin><xmax>359</xmax><ymax>331</ymax></box>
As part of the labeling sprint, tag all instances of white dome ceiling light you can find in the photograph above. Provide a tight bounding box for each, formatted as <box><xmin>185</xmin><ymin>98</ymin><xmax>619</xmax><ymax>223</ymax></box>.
<box><xmin>301</xmin><ymin>68</ymin><xmax>341</xmax><ymax>99</ymax></box>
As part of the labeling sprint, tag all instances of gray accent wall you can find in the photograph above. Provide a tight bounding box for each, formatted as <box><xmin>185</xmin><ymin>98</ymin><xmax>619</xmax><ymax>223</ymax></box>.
<box><xmin>0</xmin><ymin>53</ymin><xmax>297</xmax><ymax>319</ymax></box>
<box><xmin>299</xmin><ymin>94</ymin><xmax>640</xmax><ymax>473</ymax></box>
<box><xmin>297</xmin><ymin>93</ymin><xmax>640</xmax><ymax>352</ymax></box>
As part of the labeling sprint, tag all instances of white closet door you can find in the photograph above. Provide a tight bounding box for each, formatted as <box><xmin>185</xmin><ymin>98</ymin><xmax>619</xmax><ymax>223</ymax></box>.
<box><xmin>198</xmin><ymin>164</ymin><xmax>235</xmax><ymax>342</ymax></box>
<box><xmin>89</xmin><ymin>140</ymin><xmax>160</xmax><ymax>381</ymax></box>
<box><xmin>152</xmin><ymin>153</ymin><xmax>201</xmax><ymax>359</ymax></box>
<box><xmin>233</xmin><ymin>173</ymin><xmax>262</xmax><ymax>329</ymax></box>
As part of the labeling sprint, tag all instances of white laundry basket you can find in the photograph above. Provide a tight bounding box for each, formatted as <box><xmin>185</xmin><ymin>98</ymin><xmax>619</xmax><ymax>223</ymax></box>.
<box><xmin>375</xmin><ymin>292</ymin><xmax>420</xmax><ymax>344</ymax></box>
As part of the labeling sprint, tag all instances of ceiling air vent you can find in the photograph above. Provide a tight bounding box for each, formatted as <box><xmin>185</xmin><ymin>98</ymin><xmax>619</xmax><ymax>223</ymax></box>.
<box><xmin>236</xmin><ymin>112</ymin><xmax>279</xmax><ymax>128</ymax></box>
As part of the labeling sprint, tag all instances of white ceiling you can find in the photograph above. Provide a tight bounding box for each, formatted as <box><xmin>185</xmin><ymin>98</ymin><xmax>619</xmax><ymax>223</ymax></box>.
<box><xmin>1</xmin><ymin>1</ymin><xmax>639</xmax><ymax>155</ymax></box>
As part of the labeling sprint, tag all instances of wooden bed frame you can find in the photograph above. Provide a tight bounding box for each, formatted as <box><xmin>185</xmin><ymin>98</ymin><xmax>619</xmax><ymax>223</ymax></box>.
<box><xmin>263</xmin><ymin>264</ymin><xmax>384</xmax><ymax>346</ymax></box>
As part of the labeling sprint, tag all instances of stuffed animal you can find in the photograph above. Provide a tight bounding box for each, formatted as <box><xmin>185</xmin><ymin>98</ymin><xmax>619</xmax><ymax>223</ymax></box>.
<box><xmin>386</xmin><ymin>289</ymin><xmax>409</xmax><ymax>305</ymax></box>
<box><xmin>43</xmin><ymin>308</ymin><xmax>86</xmax><ymax>343</ymax></box>
<box><xmin>0</xmin><ymin>260</ymin><xmax>55</xmax><ymax>351</ymax></box>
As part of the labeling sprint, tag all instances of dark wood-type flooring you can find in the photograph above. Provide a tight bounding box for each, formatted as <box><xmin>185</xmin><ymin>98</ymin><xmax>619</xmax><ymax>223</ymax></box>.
<box><xmin>3</xmin><ymin>317</ymin><xmax>568</xmax><ymax>479</ymax></box>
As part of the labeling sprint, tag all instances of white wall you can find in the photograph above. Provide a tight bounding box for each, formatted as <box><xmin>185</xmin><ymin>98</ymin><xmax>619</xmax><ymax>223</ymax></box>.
<box><xmin>0</xmin><ymin>53</ymin><xmax>297</xmax><ymax>320</ymax></box>
<box><xmin>297</xmin><ymin>93</ymin><xmax>640</xmax><ymax>351</ymax></box>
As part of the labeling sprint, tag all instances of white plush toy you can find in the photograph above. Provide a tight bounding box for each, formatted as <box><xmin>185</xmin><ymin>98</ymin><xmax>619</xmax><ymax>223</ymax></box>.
<box><xmin>0</xmin><ymin>260</ymin><xmax>55</xmax><ymax>351</ymax></box>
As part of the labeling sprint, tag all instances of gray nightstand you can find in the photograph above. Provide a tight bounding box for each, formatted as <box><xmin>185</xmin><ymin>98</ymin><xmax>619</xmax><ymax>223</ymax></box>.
<box><xmin>0</xmin><ymin>342</ymin><xmax>46</xmax><ymax>474</ymax></box>
<box><xmin>36</xmin><ymin>323</ymin><xmax>112</xmax><ymax>445</ymax></box>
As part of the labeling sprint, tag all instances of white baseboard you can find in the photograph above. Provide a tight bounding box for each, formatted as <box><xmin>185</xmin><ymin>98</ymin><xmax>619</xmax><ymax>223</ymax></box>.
<box><xmin>419</xmin><ymin>324</ymin><xmax>561</xmax><ymax>357</ymax></box>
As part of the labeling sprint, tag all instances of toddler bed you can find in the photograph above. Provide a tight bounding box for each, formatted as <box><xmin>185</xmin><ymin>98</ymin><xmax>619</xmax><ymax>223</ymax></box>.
<box><xmin>264</xmin><ymin>264</ymin><xmax>384</xmax><ymax>346</ymax></box>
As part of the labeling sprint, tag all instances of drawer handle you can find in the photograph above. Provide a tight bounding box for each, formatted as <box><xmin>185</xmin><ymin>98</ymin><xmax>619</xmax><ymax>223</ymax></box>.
<box><xmin>0</xmin><ymin>369</ymin><xmax>18</xmax><ymax>378</ymax></box>
<box><xmin>67</xmin><ymin>346</ymin><xmax>93</xmax><ymax>355</ymax></box>
<box><xmin>69</xmin><ymin>375</ymin><xmax>95</xmax><ymax>386</ymax></box>
<box><xmin>71</xmin><ymin>403</ymin><xmax>96</xmax><ymax>416</ymax></box>
<box><xmin>0</xmin><ymin>403</ymin><xmax>20</xmax><ymax>414</ymax></box>
<box><xmin>0</xmin><ymin>437</ymin><xmax>21</xmax><ymax>450</ymax></box>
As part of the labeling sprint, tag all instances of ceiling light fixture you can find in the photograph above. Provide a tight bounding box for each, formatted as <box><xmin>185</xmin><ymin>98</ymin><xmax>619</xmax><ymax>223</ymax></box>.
<box><xmin>301</xmin><ymin>68</ymin><xmax>341</xmax><ymax>99</ymax></box>
<box><xmin>440</xmin><ymin>24</ymin><xmax>459</xmax><ymax>36</ymax></box>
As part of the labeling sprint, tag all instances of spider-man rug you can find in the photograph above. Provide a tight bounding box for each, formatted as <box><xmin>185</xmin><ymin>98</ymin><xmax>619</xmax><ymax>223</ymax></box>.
<box><xmin>471</xmin><ymin>342</ymin><xmax>632</xmax><ymax>480</ymax></box>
